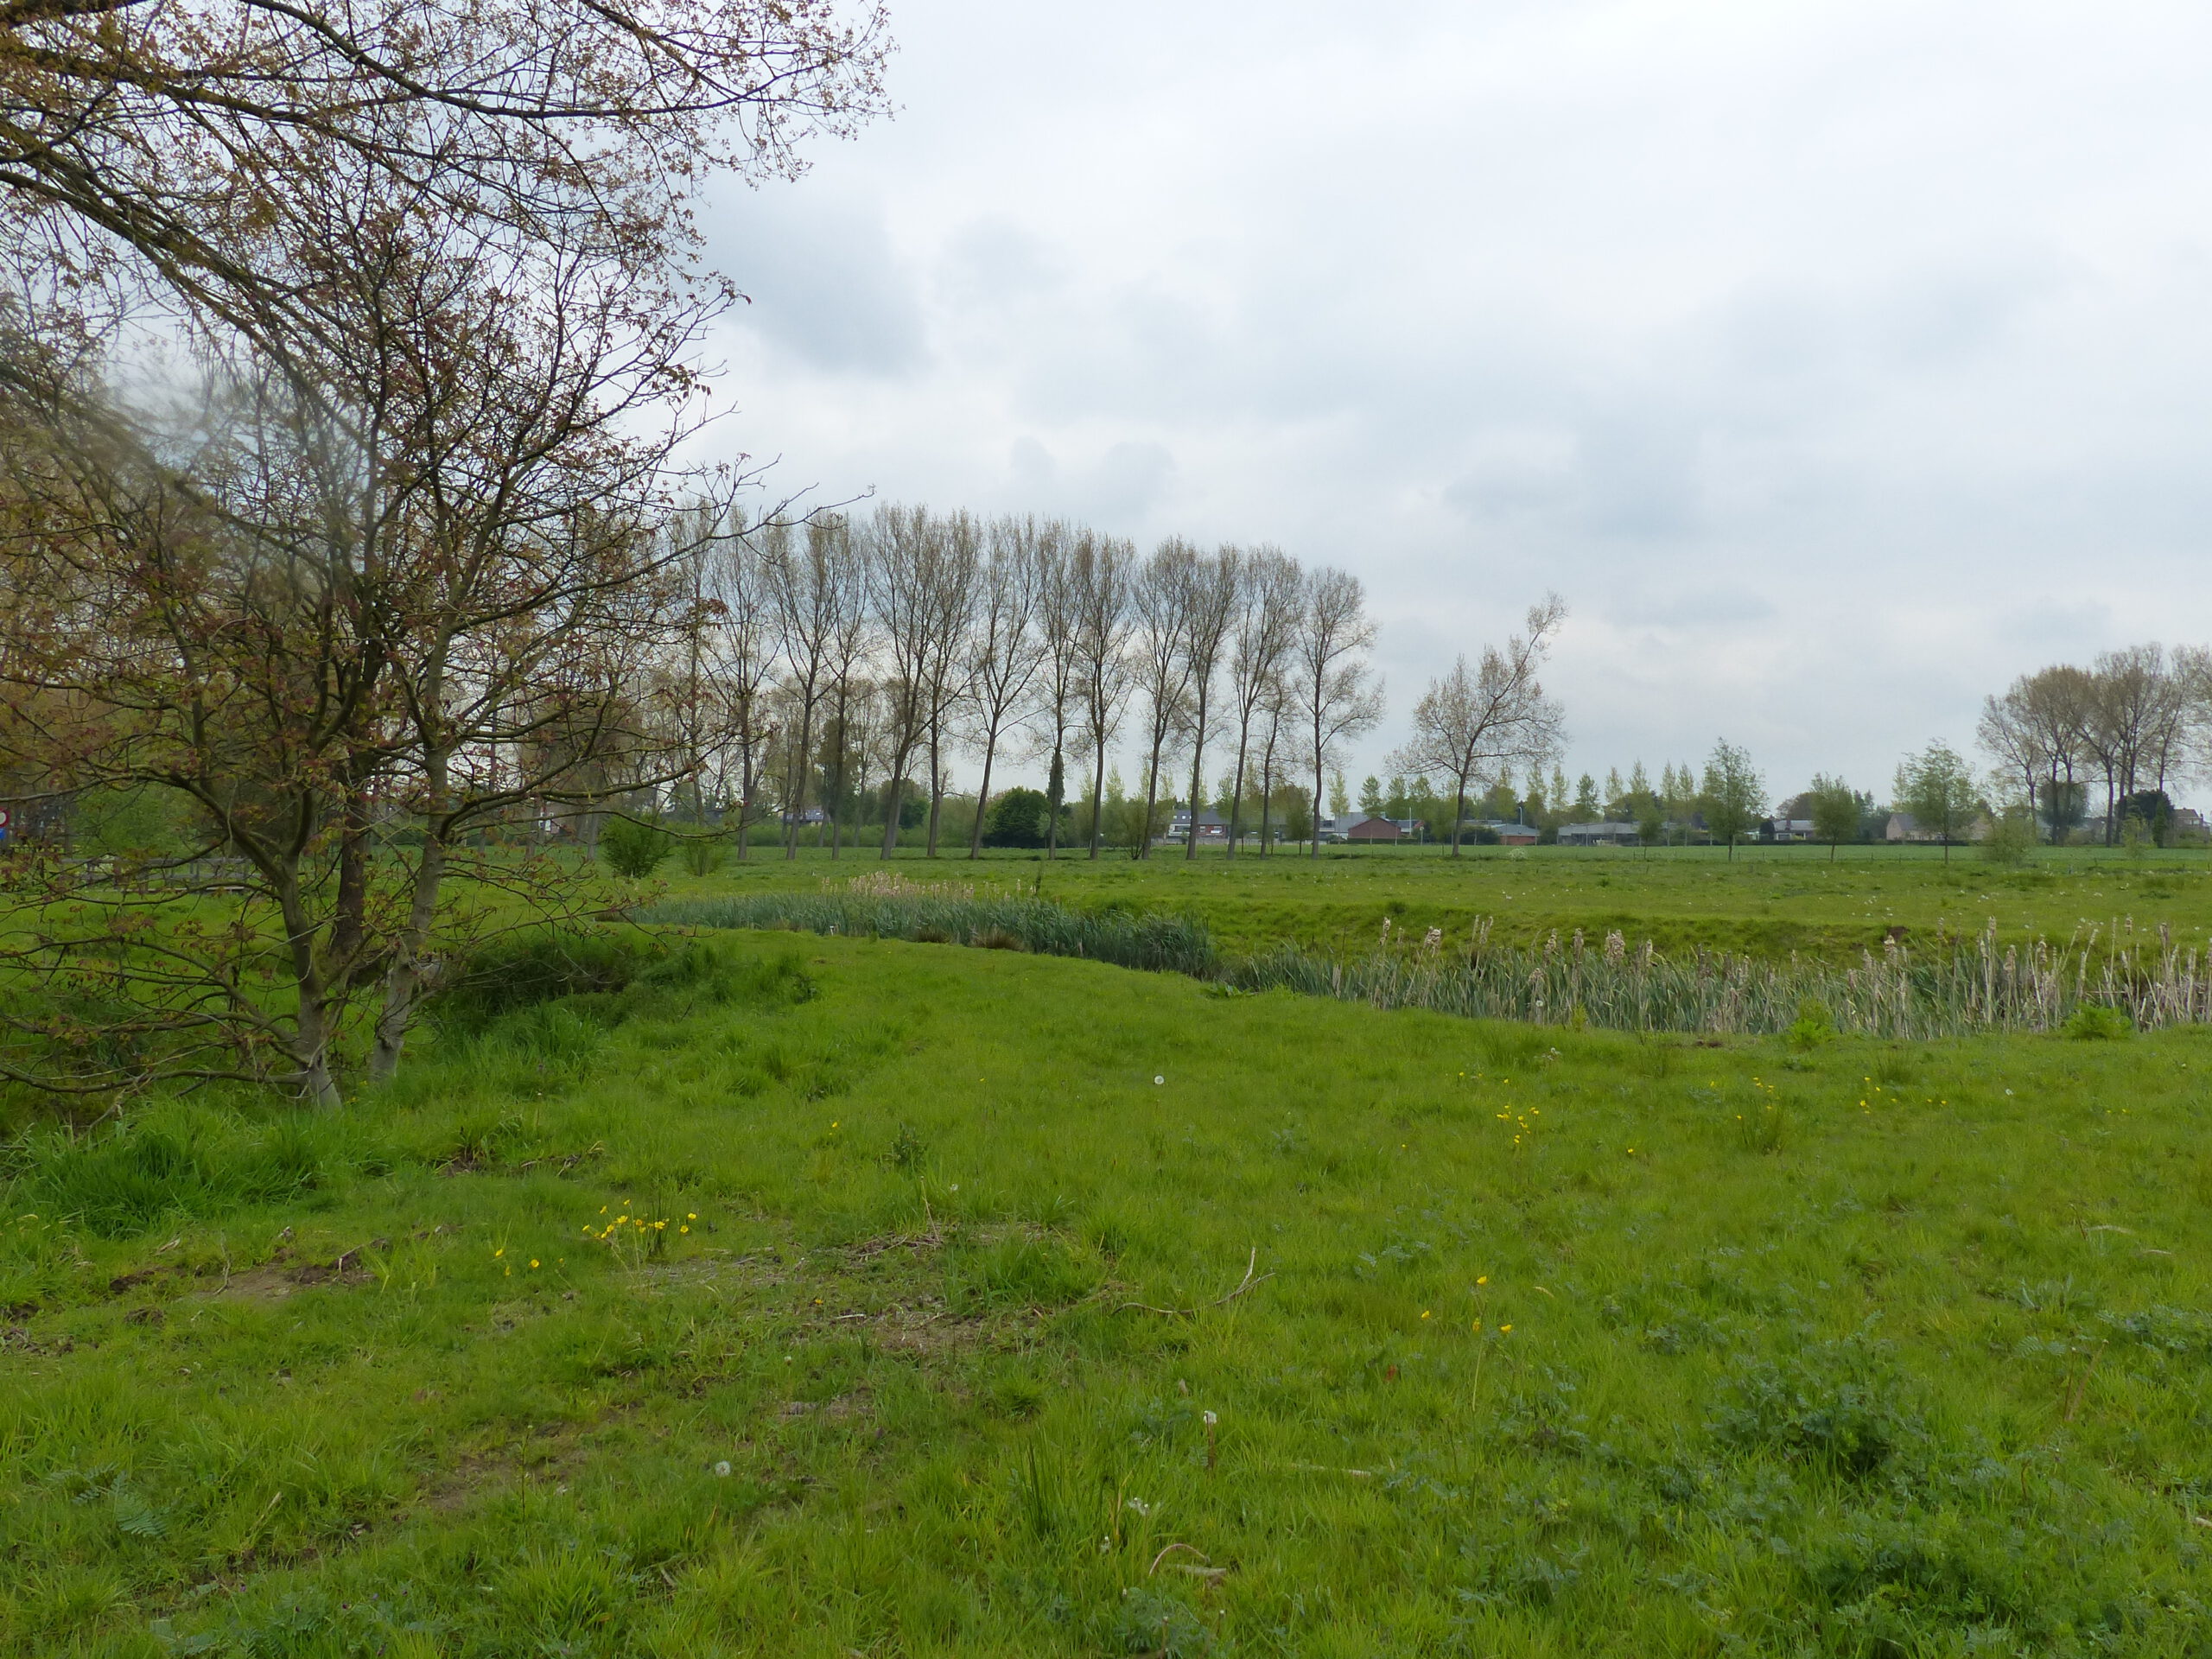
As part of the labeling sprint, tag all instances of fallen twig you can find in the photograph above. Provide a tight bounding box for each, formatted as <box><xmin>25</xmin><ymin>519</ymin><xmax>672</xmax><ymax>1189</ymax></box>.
<box><xmin>2063</xmin><ymin>1343</ymin><xmax>2107</xmax><ymax>1422</ymax></box>
<box><xmin>1116</xmin><ymin>1249</ymin><xmax>1271</xmax><ymax>1317</ymax></box>
<box><xmin>1148</xmin><ymin>1542</ymin><xmax>1209</xmax><ymax>1576</ymax></box>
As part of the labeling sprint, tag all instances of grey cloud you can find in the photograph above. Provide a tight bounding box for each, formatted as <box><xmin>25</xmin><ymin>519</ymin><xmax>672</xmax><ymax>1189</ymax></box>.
<box><xmin>704</xmin><ymin>187</ymin><xmax>925</xmax><ymax>375</ymax></box>
<box><xmin>938</xmin><ymin>218</ymin><xmax>1066</xmax><ymax>307</ymax></box>
<box><xmin>1611</xmin><ymin>588</ymin><xmax>1777</xmax><ymax>629</ymax></box>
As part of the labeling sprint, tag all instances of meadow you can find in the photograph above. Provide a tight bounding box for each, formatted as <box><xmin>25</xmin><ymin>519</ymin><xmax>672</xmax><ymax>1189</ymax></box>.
<box><xmin>3</xmin><ymin>849</ymin><xmax>2212</xmax><ymax>1654</ymax></box>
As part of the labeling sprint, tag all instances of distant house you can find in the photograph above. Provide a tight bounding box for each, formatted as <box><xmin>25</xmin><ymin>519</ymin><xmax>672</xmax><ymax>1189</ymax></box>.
<box><xmin>1344</xmin><ymin>815</ymin><xmax>1404</xmax><ymax>842</ymax></box>
<box><xmin>1466</xmin><ymin>819</ymin><xmax>1541</xmax><ymax>846</ymax></box>
<box><xmin>1886</xmin><ymin>811</ymin><xmax>1986</xmax><ymax>843</ymax></box>
<box><xmin>1556</xmin><ymin>820</ymin><xmax>1639</xmax><ymax>847</ymax></box>
<box><xmin>1166</xmin><ymin>808</ymin><xmax>1230</xmax><ymax>843</ymax></box>
<box><xmin>1762</xmin><ymin>817</ymin><xmax>1816</xmax><ymax>842</ymax></box>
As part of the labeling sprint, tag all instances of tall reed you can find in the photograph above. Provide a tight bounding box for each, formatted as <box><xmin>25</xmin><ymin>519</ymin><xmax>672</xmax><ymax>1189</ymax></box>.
<box><xmin>646</xmin><ymin>887</ymin><xmax>2212</xmax><ymax>1039</ymax></box>
<box><xmin>1236</xmin><ymin>916</ymin><xmax>2212</xmax><ymax>1038</ymax></box>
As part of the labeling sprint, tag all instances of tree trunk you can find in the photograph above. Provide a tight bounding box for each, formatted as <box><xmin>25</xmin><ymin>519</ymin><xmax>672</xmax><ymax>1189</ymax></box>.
<box><xmin>1088</xmin><ymin>739</ymin><xmax>1108</xmax><ymax>860</ymax></box>
<box><xmin>370</xmin><ymin>827</ymin><xmax>448</xmax><ymax>1085</ymax></box>
<box><xmin>969</xmin><ymin>727</ymin><xmax>999</xmax><ymax>859</ymax></box>
<box><xmin>925</xmin><ymin>719</ymin><xmax>944</xmax><ymax>856</ymax></box>
<box><xmin>1450</xmin><ymin>776</ymin><xmax>1467</xmax><ymax>856</ymax></box>
<box><xmin>880</xmin><ymin>767</ymin><xmax>904</xmax><ymax>857</ymax></box>
<box><xmin>785</xmin><ymin>695</ymin><xmax>815</xmax><ymax>861</ymax></box>
<box><xmin>1184</xmin><ymin>702</ymin><xmax>1209</xmax><ymax>861</ymax></box>
<box><xmin>1139</xmin><ymin>731</ymin><xmax>1166</xmax><ymax>860</ymax></box>
<box><xmin>1225</xmin><ymin>723</ymin><xmax>1250</xmax><ymax>860</ymax></box>
<box><xmin>1312</xmin><ymin>753</ymin><xmax>1324</xmax><ymax>859</ymax></box>
<box><xmin>1045</xmin><ymin>740</ymin><xmax>1065</xmax><ymax>860</ymax></box>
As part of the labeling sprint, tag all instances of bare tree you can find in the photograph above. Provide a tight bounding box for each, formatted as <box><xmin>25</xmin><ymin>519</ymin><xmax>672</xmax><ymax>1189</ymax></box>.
<box><xmin>1032</xmin><ymin>520</ymin><xmax>1081</xmax><ymax>858</ymax></box>
<box><xmin>869</xmin><ymin>506</ymin><xmax>977</xmax><ymax>859</ymax></box>
<box><xmin>1389</xmin><ymin>594</ymin><xmax>1567</xmax><ymax>855</ymax></box>
<box><xmin>1255</xmin><ymin>667</ymin><xmax>1295</xmax><ymax>854</ymax></box>
<box><xmin>1179</xmin><ymin>545</ymin><xmax>1243</xmax><ymax>861</ymax></box>
<box><xmin>921</xmin><ymin>511</ymin><xmax>982</xmax><ymax>856</ymax></box>
<box><xmin>963</xmin><ymin>516</ymin><xmax>1047</xmax><ymax>857</ymax></box>
<box><xmin>692</xmin><ymin>512</ymin><xmax>782</xmax><ymax>860</ymax></box>
<box><xmin>1223</xmin><ymin>545</ymin><xmax>1300</xmax><ymax>857</ymax></box>
<box><xmin>0</xmin><ymin>248</ymin><xmax>715</xmax><ymax>1103</ymax></box>
<box><xmin>1131</xmin><ymin>538</ymin><xmax>1199</xmax><ymax>857</ymax></box>
<box><xmin>2020</xmin><ymin>664</ymin><xmax>2095</xmax><ymax>842</ymax></box>
<box><xmin>1978</xmin><ymin>679</ymin><xmax>2047</xmax><ymax>833</ymax></box>
<box><xmin>1291</xmin><ymin>568</ymin><xmax>1382</xmax><ymax>856</ymax></box>
<box><xmin>764</xmin><ymin>517</ymin><xmax>846</xmax><ymax>859</ymax></box>
<box><xmin>1072</xmin><ymin>530</ymin><xmax>1136</xmax><ymax>859</ymax></box>
<box><xmin>0</xmin><ymin>0</ymin><xmax>888</xmax><ymax>373</ymax></box>
<box><xmin>815</xmin><ymin>524</ymin><xmax>874</xmax><ymax>858</ymax></box>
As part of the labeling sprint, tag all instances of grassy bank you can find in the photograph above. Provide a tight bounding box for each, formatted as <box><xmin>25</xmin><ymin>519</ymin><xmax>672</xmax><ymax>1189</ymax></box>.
<box><xmin>4</xmin><ymin>929</ymin><xmax>2212</xmax><ymax>1654</ymax></box>
<box><xmin>652</xmin><ymin>879</ymin><xmax>2212</xmax><ymax>1039</ymax></box>
<box><xmin>662</xmin><ymin>842</ymin><xmax>2212</xmax><ymax>964</ymax></box>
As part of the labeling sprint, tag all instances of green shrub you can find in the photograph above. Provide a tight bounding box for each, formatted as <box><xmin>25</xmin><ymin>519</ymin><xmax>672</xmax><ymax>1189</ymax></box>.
<box><xmin>1783</xmin><ymin>999</ymin><xmax>1836</xmax><ymax>1050</ymax></box>
<box><xmin>12</xmin><ymin>1114</ymin><xmax>349</xmax><ymax>1237</ymax></box>
<box><xmin>1980</xmin><ymin>806</ymin><xmax>2037</xmax><ymax>866</ymax></box>
<box><xmin>599</xmin><ymin>816</ymin><xmax>675</xmax><ymax>877</ymax></box>
<box><xmin>433</xmin><ymin>927</ymin><xmax>661</xmax><ymax>1033</ymax></box>
<box><xmin>2062</xmin><ymin>1002</ymin><xmax>2133</xmax><ymax>1040</ymax></box>
<box><xmin>982</xmin><ymin>787</ymin><xmax>1050</xmax><ymax>849</ymax></box>
<box><xmin>677</xmin><ymin>833</ymin><xmax>728</xmax><ymax>876</ymax></box>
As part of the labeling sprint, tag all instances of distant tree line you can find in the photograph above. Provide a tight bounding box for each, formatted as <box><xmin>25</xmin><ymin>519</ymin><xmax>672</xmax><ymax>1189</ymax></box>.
<box><xmin>660</xmin><ymin>512</ymin><xmax>1387</xmax><ymax>862</ymax></box>
<box><xmin>1978</xmin><ymin>645</ymin><xmax>2209</xmax><ymax>845</ymax></box>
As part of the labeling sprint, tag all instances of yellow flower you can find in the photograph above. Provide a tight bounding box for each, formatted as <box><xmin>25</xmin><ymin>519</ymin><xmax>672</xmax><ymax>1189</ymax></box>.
<box><xmin>1500</xmin><ymin>1324</ymin><xmax>1513</xmax><ymax>1332</ymax></box>
<box><xmin>1476</xmin><ymin>1275</ymin><xmax>1488</xmax><ymax>1286</ymax></box>
<box><xmin>493</xmin><ymin>1248</ymin><xmax>504</xmax><ymax>1258</ymax></box>
<box><xmin>529</xmin><ymin>1259</ymin><xmax>540</xmax><ymax>1269</ymax></box>
<box><xmin>679</xmin><ymin>1226</ymin><xmax>690</xmax><ymax>1235</ymax></box>
<box><xmin>687</xmin><ymin>1213</ymin><xmax>697</xmax><ymax>1221</ymax></box>
<box><xmin>1421</xmin><ymin>1310</ymin><xmax>1430</xmax><ymax>1319</ymax></box>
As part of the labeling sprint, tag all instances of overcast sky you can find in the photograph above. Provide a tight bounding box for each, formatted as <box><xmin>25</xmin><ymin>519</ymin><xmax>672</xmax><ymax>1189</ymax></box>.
<box><xmin>692</xmin><ymin>0</ymin><xmax>2212</xmax><ymax>807</ymax></box>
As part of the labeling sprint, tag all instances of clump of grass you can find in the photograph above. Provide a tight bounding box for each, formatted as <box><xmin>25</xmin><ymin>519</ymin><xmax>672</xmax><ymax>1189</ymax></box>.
<box><xmin>4</xmin><ymin>1108</ymin><xmax>385</xmax><ymax>1238</ymax></box>
<box><xmin>434</xmin><ymin>928</ymin><xmax>810</xmax><ymax>1039</ymax></box>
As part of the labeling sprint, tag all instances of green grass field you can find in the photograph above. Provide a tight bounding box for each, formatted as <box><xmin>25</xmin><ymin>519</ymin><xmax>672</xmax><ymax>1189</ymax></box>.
<box><xmin>676</xmin><ymin>841</ymin><xmax>2212</xmax><ymax>963</ymax></box>
<box><xmin>6</xmin><ymin>896</ymin><xmax>2212</xmax><ymax>1655</ymax></box>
